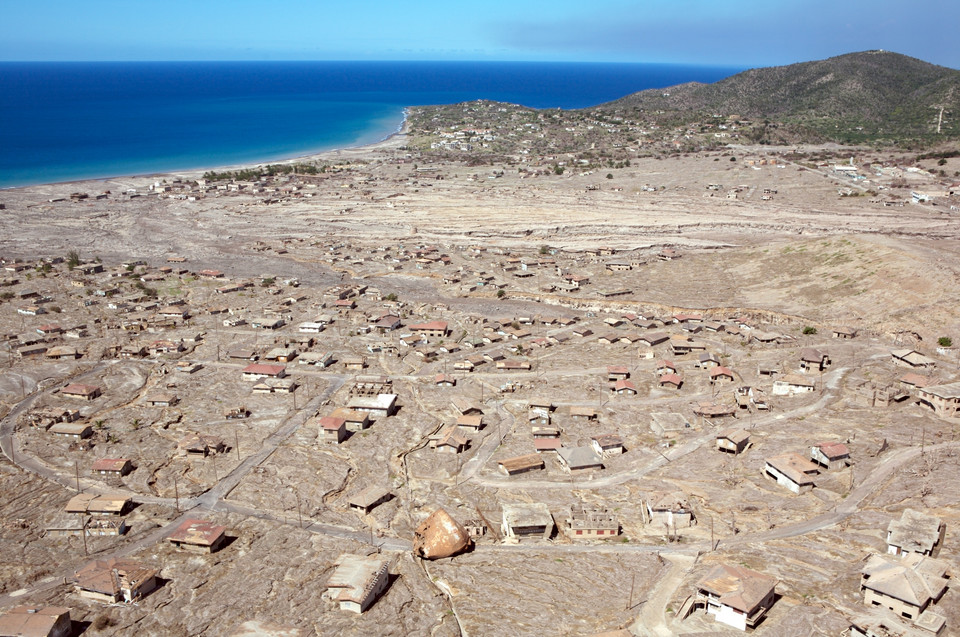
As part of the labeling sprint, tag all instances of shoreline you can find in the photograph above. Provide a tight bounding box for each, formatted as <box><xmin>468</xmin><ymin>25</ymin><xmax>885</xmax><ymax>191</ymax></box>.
<box><xmin>0</xmin><ymin>108</ymin><xmax>412</xmax><ymax>192</ymax></box>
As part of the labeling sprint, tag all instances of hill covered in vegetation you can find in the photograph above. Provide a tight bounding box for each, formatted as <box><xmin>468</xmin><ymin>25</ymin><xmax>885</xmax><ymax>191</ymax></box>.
<box><xmin>606</xmin><ymin>51</ymin><xmax>960</xmax><ymax>146</ymax></box>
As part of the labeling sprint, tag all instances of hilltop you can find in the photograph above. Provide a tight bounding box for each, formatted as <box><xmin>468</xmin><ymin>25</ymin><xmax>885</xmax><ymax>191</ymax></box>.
<box><xmin>607</xmin><ymin>50</ymin><xmax>960</xmax><ymax>145</ymax></box>
<box><xmin>407</xmin><ymin>51</ymin><xmax>960</xmax><ymax>161</ymax></box>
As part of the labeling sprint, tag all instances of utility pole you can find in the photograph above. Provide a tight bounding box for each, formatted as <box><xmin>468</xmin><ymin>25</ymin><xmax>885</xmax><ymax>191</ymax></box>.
<box><xmin>80</xmin><ymin>515</ymin><xmax>88</xmax><ymax>555</ymax></box>
<box><xmin>75</xmin><ymin>461</ymin><xmax>81</xmax><ymax>493</ymax></box>
<box><xmin>235</xmin><ymin>430</ymin><xmax>241</xmax><ymax>462</ymax></box>
<box><xmin>174</xmin><ymin>477</ymin><xmax>180</xmax><ymax>512</ymax></box>
<box><xmin>627</xmin><ymin>572</ymin><xmax>636</xmax><ymax>610</ymax></box>
<box><xmin>296</xmin><ymin>493</ymin><xmax>303</xmax><ymax>529</ymax></box>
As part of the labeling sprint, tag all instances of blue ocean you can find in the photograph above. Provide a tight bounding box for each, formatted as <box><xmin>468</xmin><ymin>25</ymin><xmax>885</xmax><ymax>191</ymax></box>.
<box><xmin>0</xmin><ymin>61</ymin><xmax>742</xmax><ymax>188</ymax></box>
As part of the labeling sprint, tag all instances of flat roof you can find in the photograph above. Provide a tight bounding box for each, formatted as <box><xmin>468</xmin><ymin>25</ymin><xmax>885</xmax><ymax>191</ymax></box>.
<box><xmin>502</xmin><ymin>502</ymin><xmax>553</xmax><ymax>527</ymax></box>
<box><xmin>167</xmin><ymin>518</ymin><xmax>226</xmax><ymax>546</ymax></box>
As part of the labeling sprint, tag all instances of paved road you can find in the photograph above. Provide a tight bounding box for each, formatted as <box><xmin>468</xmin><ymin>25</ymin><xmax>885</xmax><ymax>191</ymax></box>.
<box><xmin>0</xmin><ymin>362</ymin><xmax>113</xmax><ymax>487</ymax></box>
<box><xmin>631</xmin><ymin>554</ymin><xmax>697</xmax><ymax>637</ymax></box>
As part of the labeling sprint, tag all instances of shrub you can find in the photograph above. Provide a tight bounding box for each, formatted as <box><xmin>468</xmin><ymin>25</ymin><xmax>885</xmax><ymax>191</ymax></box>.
<box><xmin>802</xmin><ymin>326</ymin><xmax>817</xmax><ymax>335</ymax></box>
<box><xmin>938</xmin><ymin>336</ymin><xmax>952</xmax><ymax>347</ymax></box>
<box><xmin>496</xmin><ymin>289</ymin><xmax>506</xmax><ymax>298</ymax></box>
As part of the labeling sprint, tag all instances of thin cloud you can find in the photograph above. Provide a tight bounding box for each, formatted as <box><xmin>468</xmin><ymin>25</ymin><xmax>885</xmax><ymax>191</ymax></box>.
<box><xmin>488</xmin><ymin>3</ymin><xmax>960</xmax><ymax>67</ymax></box>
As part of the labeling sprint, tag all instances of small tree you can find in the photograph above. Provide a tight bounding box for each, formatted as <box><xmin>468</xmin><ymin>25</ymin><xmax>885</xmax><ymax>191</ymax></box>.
<box><xmin>938</xmin><ymin>336</ymin><xmax>952</xmax><ymax>347</ymax></box>
<box><xmin>66</xmin><ymin>250</ymin><xmax>81</xmax><ymax>270</ymax></box>
<box><xmin>802</xmin><ymin>326</ymin><xmax>817</xmax><ymax>335</ymax></box>
<box><xmin>606</xmin><ymin>173</ymin><xmax>614</xmax><ymax>179</ymax></box>
<box><xmin>496</xmin><ymin>289</ymin><xmax>506</xmax><ymax>298</ymax></box>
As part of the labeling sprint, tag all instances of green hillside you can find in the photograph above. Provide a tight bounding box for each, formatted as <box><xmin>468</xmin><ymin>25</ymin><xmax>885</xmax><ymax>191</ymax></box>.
<box><xmin>608</xmin><ymin>51</ymin><xmax>960</xmax><ymax>145</ymax></box>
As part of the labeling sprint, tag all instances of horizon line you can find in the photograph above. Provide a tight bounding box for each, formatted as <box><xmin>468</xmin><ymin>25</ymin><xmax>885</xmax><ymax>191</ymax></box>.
<box><xmin>0</xmin><ymin>58</ymin><xmax>752</xmax><ymax>67</ymax></box>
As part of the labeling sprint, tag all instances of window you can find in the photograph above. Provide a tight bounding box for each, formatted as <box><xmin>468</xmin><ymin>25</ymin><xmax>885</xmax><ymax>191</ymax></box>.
<box><xmin>576</xmin><ymin>530</ymin><xmax>582</xmax><ymax>535</ymax></box>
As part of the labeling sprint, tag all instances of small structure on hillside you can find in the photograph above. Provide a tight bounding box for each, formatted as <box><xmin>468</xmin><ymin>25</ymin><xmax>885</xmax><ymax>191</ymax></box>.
<box><xmin>178</xmin><ymin>433</ymin><xmax>226</xmax><ymax>457</ymax></box>
<box><xmin>91</xmin><ymin>458</ymin><xmax>133</xmax><ymax>477</ymax></box>
<box><xmin>501</xmin><ymin>502</ymin><xmax>554</xmax><ymax>542</ymax></box>
<box><xmin>557</xmin><ymin>446</ymin><xmax>604</xmax><ymax>473</ymax></box>
<box><xmin>0</xmin><ymin>605</ymin><xmax>72</xmax><ymax>637</ymax></box>
<box><xmin>917</xmin><ymin>381</ymin><xmax>960</xmax><ymax>417</ymax></box>
<box><xmin>167</xmin><ymin>518</ymin><xmax>227</xmax><ymax>553</ymax></box>
<box><xmin>64</xmin><ymin>493</ymin><xmax>130</xmax><ymax>517</ymax></box>
<box><xmin>74</xmin><ymin>558</ymin><xmax>158</xmax><ymax>603</ymax></box>
<box><xmin>860</xmin><ymin>553</ymin><xmax>949</xmax><ymax>628</ymax></box>
<box><xmin>325</xmin><ymin>554</ymin><xmax>391</xmax><ymax>614</ymax></box>
<box><xmin>565</xmin><ymin>504</ymin><xmax>619</xmax><ymax>539</ymax></box>
<box><xmin>810</xmin><ymin>442</ymin><xmax>850</xmax><ymax>470</ymax></box>
<box><xmin>887</xmin><ymin>509</ymin><xmax>945</xmax><ymax>557</ymax></box>
<box><xmin>693</xmin><ymin>564</ymin><xmax>777</xmax><ymax>631</ymax></box>
<box><xmin>346</xmin><ymin>393</ymin><xmax>398</xmax><ymax>419</ymax></box>
<box><xmin>347</xmin><ymin>486</ymin><xmax>392</xmax><ymax>514</ymax></box>
<box><xmin>716</xmin><ymin>428</ymin><xmax>750</xmax><ymax>454</ymax></box>
<box><xmin>62</xmin><ymin>383</ymin><xmax>101</xmax><ymax>401</ymax></box>
<box><xmin>646</xmin><ymin>492</ymin><xmax>695</xmax><ymax>528</ymax></box>
<box><xmin>498</xmin><ymin>454</ymin><xmax>544</xmax><ymax>476</ymax></box>
<box><xmin>764</xmin><ymin>453</ymin><xmax>819</xmax><ymax>494</ymax></box>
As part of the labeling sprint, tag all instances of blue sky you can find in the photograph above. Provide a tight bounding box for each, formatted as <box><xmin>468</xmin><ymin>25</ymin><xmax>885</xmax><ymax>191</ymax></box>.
<box><xmin>2</xmin><ymin>0</ymin><xmax>958</xmax><ymax>68</ymax></box>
